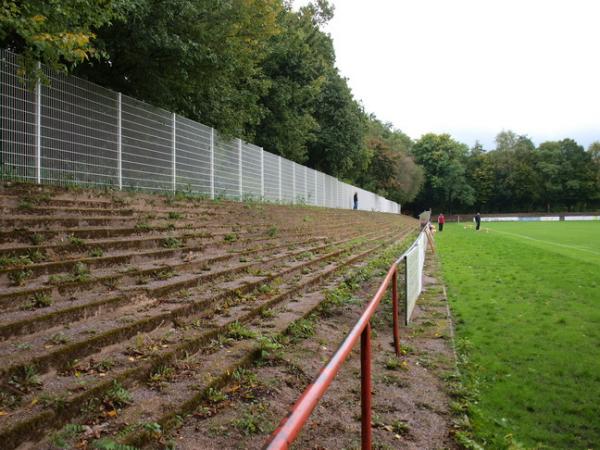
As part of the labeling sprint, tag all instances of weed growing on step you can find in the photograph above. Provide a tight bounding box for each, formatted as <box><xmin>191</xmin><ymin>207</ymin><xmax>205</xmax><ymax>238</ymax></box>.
<box><xmin>153</xmin><ymin>268</ymin><xmax>175</xmax><ymax>281</ymax></box>
<box><xmin>48</xmin><ymin>332</ymin><xmax>70</xmax><ymax>345</ymax></box>
<box><xmin>392</xmin><ymin>420</ymin><xmax>410</xmax><ymax>436</ymax></box>
<box><xmin>205</xmin><ymin>387</ymin><xmax>227</xmax><ymax>404</ymax></box>
<box><xmin>9</xmin><ymin>268</ymin><xmax>33</xmax><ymax>286</ymax></box>
<box><xmin>168</xmin><ymin>211</ymin><xmax>183</xmax><ymax>220</ymax></box>
<box><xmin>30</xmin><ymin>233</ymin><xmax>46</xmax><ymax>246</ymax></box>
<box><xmin>89</xmin><ymin>247</ymin><xmax>104</xmax><ymax>258</ymax></box>
<box><xmin>161</xmin><ymin>237</ymin><xmax>182</xmax><ymax>249</ymax></box>
<box><xmin>68</xmin><ymin>235</ymin><xmax>86</xmax><ymax>247</ymax></box>
<box><xmin>226</xmin><ymin>321</ymin><xmax>256</xmax><ymax>340</ymax></box>
<box><xmin>15</xmin><ymin>342</ymin><xmax>32</xmax><ymax>351</ymax></box>
<box><xmin>255</xmin><ymin>335</ymin><xmax>283</xmax><ymax>362</ymax></box>
<box><xmin>91</xmin><ymin>438</ymin><xmax>138</xmax><ymax>450</ymax></box>
<box><xmin>9</xmin><ymin>365</ymin><xmax>42</xmax><ymax>392</ymax></box>
<box><xmin>17</xmin><ymin>198</ymin><xmax>34</xmax><ymax>210</ymax></box>
<box><xmin>0</xmin><ymin>254</ymin><xmax>32</xmax><ymax>269</ymax></box>
<box><xmin>20</xmin><ymin>292</ymin><xmax>52</xmax><ymax>310</ymax></box>
<box><xmin>287</xmin><ymin>317</ymin><xmax>316</xmax><ymax>341</ymax></box>
<box><xmin>260</xmin><ymin>308</ymin><xmax>275</xmax><ymax>319</ymax></box>
<box><xmin>40</xmin><ymin>392</ymin><xmax>68</xmax><ymax>410</ymax></box>
<box><xmin>266</xmin><ymin>226</ymin><xmax>278</xmax><ymax>237</ymax></box>
<box><xmin>135</xmin><ymin>221</ymin><xmax>151</xmax><ymax>231</ymax></box>
<box><xmin>50</xmin><ymin>423</ymin><xmax>85</xmax><ymax>449</ymax></box>
<box><xmin>224</xmin><ymin>233</ymin><xmax>238</xmax><ymax>243</ymax></box>
<box><xmin>105</xmin><ymin>381</ymin><xmax>132</xmax><ymax>408</ymax></box>
<box><xmin>232</xmin><ymin>403</ymin><xmax>271</xmax><ymax>435</ymax></box>
<box><xmin>148</xmin><ymin>365</ymin><xmax>176</xmax><ymax>390</ymax></box>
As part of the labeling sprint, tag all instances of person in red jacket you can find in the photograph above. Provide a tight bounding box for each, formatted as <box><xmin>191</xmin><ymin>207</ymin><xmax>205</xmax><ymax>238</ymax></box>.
<box><xmin>438</xmin><ymin>213</ymin><xmax>445</xmax><ymax>231</ymax></box>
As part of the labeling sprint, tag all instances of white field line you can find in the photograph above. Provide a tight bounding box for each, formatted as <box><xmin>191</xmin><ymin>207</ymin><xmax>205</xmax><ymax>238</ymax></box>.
<box><xmin>487</xmin><ymin>227</ymin><xmax>600</xmax><ymax>257</ymax></box>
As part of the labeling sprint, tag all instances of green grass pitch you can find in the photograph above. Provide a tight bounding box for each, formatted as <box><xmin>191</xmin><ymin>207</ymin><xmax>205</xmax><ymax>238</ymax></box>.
<box><xmin>437</xmin><ymin>221</ymin><xmax>600</xmax><ymax>449</ymax></box>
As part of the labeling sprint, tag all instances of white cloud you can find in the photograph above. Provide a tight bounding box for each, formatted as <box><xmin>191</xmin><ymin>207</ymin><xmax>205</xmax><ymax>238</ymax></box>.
<box><xmin>294</xmin><ymin>0</ymin><xmax>600</xmax><ymax>149</ymax></box>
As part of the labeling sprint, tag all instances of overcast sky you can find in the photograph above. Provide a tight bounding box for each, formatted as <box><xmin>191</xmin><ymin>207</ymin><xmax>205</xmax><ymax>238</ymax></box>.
<box><xmin>293</xmin><ymin>0</ymin><xmax>600</xmax><ymax>150</ymax></box>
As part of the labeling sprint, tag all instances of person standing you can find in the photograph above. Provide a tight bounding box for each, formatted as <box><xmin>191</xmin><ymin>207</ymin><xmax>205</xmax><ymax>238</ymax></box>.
<box><xmin>438</xmin><ymin>213</ymin><xmax>445</xmax><ymax>232</ymax></box>
<box><xmin>475</xmin><ymin>212</ymin><xmax>481</xmax><ymax>230</ymax></box>
<box><xmin>353</xmin><ymin>192</ymin><xmax>358</xmax><ymax>210</ymax></box>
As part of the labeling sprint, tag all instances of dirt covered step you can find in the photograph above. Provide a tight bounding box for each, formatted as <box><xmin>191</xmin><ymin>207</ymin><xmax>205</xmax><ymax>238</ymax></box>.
<box><xmin>0</xmin><ymin>221</ymin><xmax>354</xmax><ymax>286</ymax></box>
<box><xmin>0</xmin><ymin>229</ymin><xmax>394</xmax><ymax>386</ymax></box>
<box><xmin>0</xmin><ymin>230</ymin><xmax>409</xmax><ymax>449</ymax></box>
<box><xmin>0</xmin><ymin>230</ymin><xmax>358</xmax><ymax>338</ymax></box>
<box><xmin>0</xmin><ymin>223</ymin><xmax>380</xmax><ymax>309</ymax></box>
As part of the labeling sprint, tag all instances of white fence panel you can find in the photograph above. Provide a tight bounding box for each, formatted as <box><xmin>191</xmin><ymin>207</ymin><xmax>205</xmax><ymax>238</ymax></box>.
<box><xmin>281</xmin><ymin>158</ymin><xmax>295</xmax><ymax>203</ymax></box>
<box><xmin>263</xmin><ymin>151</ymin><xmax>279</xmax><ymax>202</ymax></box>
<box><xmin>121</xmin><ymin>95</ymin><xmax>172</xmax><ymax>191</ymax></box>
<box><xmin>241</xmin><ymin>142</ymin><xmax>262</xmax><ymax>200</ymax></box>
<box><xmin>0</xmin><ymin>51</ymin><xmax>37</xmax><ymax>181</ymax></box>
<box><xmin>213</xmin><ymin>134</ymin><xmax>240</xmax><ymax>199</ymax></box>
<box><xmin>174</xmin><ymin>115</ymin><xmax>211</xmax><ymax>195</ymax></box>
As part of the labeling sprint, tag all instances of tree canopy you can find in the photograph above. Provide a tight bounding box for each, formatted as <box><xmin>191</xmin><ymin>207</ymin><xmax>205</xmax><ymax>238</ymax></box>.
<box><xmin>2</xmin><ymin>1</ymin><xmax>598</xmax><ymax>213</ymax></box>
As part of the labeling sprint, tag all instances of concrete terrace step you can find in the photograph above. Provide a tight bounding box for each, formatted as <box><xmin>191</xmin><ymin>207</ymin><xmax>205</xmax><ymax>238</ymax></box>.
<box><xmin>0</xmin><ymin>182</ymin><xmax>417</xmax><ymax>449</ymax></box>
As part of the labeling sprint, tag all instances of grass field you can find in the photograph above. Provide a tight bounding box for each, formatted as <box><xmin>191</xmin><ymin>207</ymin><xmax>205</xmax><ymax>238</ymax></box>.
<box><xmin>437</xmin><ymin>221</ymin><xmax>600</xmax><ymax>449</ymax></box>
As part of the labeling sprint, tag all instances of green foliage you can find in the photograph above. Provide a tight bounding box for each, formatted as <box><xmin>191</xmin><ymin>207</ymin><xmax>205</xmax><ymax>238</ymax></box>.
<box><xmin>9</xmin><ymin>268</ymin><xmax>33</xmax><ymax>286</ymax></box>
<box><xmin>105</xmin><ymin>381</ymin><xmax>132</xmax><ymax>408</ymax></box>
<box><xmin>411</xmin><ymin>133</ymin><xmax>474</xmax><ymax>212</ymax></box>
<box><xmin>0</xmin><ymin>0</ymin><xmax>135</xmax><ymax>79</ymax></box>
<box><xmin>167</xmin><ymin>211</ymin><xmax>183</xmax><ymax>220</ymax></box>
<box><xmin>226</xmin><ymin>321</ymin><xmax>256</xmax><ymax>341</ymax></box>
<box><xmin>224</xmin><ymin>233</ymin><xmax>238</xmax><ymax>243</ymax></box>
<box><xmin>89</xmin><ymin>247</ymin><xmax>104</xmax><ymax>258</ymax></box>
<box><xmin>50</xmin><ymin>423</ymin><xmax>85</xmax><ymax>449</ymax></box>
<box><xmin>161</xmin><ymin>237</ymin><xmax>182</xmax><ymax>249</ymax></box>
<box><xmin>287</xmin><ymin>317</ymin><xmax>315</xmax><ymax>340</ymax></box>
<box><xmin>68</xmin><ymin>236</ymin><xmax>86</xmax><ymax>247</ymax></box>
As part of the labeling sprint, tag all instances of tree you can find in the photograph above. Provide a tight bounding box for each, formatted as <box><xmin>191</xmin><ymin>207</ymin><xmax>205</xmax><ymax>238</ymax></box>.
<box><xmin>251</xmin><ymin>1</ymin><xmax>335</xmax><ymax>162</ymax></box>
<box><xmin>0</xmin><ymin>0</ymin><xmax>134</xmax><ymax>79</ymax></box>
<box><xmin>411</xmin><ymin>134</ymin><xmax>474</xmax><ymax>213</ymax></box>
<box><xmin>74</xmin><ymin>0</ymin><xmax>281</xmax><ymax>138</ymax></box>
<box><xmin>307</xmin><ymin>70</ymin><xmax>368</xmax><ymax>177</ymax></box>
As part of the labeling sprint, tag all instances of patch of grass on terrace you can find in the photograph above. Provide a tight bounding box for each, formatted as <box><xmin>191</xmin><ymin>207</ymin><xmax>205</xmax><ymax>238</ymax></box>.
<box><xmin>437</xmin><ymin>222</ymin><xmax>600</xmax><ymax>449</ymax></box>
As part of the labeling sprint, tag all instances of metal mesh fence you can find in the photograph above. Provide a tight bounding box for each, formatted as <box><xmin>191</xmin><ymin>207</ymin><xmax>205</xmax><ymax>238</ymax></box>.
<box><xmin>0</xmin><ymin>49</ymin><xmax>401</xmax><ymax>212</ymax></box>
<box><xmin>1</xmin><ymin>52</ymin><xmax>39</xmax><ymax>182</ymax></box>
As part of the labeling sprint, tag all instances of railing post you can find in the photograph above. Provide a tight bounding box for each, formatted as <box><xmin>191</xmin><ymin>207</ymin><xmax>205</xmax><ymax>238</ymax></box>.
<box><xmin>35</xmin><ymin>61</ymin><xmax>41</xmax><ymax>184</ymax></box>
<box><xmin>171</xmin><ymin>113</ymin><xmax>176</xmax><ymax>193</ymax></box>
<box><xmin>117</xmin><ymin>93</ymin><xmax>122</xmax><ymax>190</ymax></box>
<box><xmin>238</xmin><ymin>138</ymin><xmax>243</xmax><ymax>201</ymax></box>
<box><xmin>392</xmin><ymin>266</ymin><xmax>400</xmax><ymax>356</ymax></box>
<box><xmin>361</xmin><ymin>322</ymin><xmax>372</xmax><ymax>450</ymax></box>
<box><xmin>210</xmin><ymin>128</ymin><xmax>215</xmax><ymax>200</ymax></box>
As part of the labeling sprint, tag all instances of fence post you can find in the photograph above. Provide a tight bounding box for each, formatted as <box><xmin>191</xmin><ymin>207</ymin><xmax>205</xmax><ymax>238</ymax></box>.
<box><xmin>292</xmin><ymin>163</ymin><xmax>296</xmax><ymax>204</ymax></box>
<box><xmin>278</xmin><ymin>156</ymin><xmax>282</xmax><ymax>203</ymax></box>
<box><xmin>361</xmin><ymin>322</ymin><xmax>372</xmax><ymax>450</ymax></box>
<box><xmin>304</xmin><ymin>166</ymin><xmax>308</xmax><ymax>202</ymax></box>
<box><xmin>117</xmin><ymin>93</ymin><xmax>122</xmax><ymax>190</ymax></box>
<box><xmin>392</xmin><ymin>267</ymin><xmax>400</xmax><ymax>356</ymax></box>
<box><xmin>35</xmin><ymin>61</ymin><xmax>41</xmax><ymax>184</ymax></box>
<box><xmin>315</xmin><ymin>171</ymin><xmax>318</xmax><ymax>206</ymax></box>
<box><xmin>404</xmin><ymin>255</ymin><xmax>409</xmax><ymax>326</ymax></box>
<box><xmin>210</xmin><ymin>128</ymin><xmax>215</xmax><ymax>200</ymax></box>
<box><xmin>238</xmin><ymin>139</ymin><xmax>243</xmax><ymax>201</ymax></box>
<box><xmin>171</xmin><ymin>113</ymin><xmax>176</xmax><ymax>193</ymax></box>
<box><xmin>260</xmin><ymin>147</ymin><xmax>264</xmax><ymax>199</ymax></box>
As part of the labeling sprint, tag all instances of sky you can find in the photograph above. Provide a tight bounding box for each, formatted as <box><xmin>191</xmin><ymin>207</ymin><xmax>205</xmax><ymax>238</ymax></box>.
<box><xmin>293</xmin><ymin>0</ymin><xmax>600</xmax><ymax>150</ymax></box>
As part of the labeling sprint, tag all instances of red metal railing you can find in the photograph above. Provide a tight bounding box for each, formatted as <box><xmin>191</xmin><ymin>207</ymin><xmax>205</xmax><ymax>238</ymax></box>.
<box><xmin>264</xmin><ymin>263</ymin><xmax>403</xmax><ymax>450</ymax></box>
